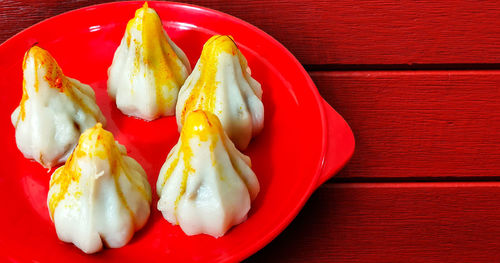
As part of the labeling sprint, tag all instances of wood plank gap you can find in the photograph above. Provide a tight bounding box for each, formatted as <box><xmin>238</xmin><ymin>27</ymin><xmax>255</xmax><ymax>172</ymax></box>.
<box><xmin>320</xmin><ymin>181</ymin><xmax>500</xmax><ymax>189</ymax></box>
<box><xmin>326</xmin><ymin>176</ymin><xmax>500</xmax><ymax>184</ymax></box>
<box><xmin>305</xmin><ymin>63</ymin><xmax>500</xmax><ymax>72</ymax></box>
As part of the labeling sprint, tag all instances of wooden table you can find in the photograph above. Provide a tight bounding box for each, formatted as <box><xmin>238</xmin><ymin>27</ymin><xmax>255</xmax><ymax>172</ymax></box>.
<box><xmin>2</xmin><ymin>1</ymin><xmax>500</xmax><ymax>261</ymax></box>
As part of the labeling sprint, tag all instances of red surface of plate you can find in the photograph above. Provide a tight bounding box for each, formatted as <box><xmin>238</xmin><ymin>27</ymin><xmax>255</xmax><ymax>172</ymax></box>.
<box><xmin>0</xmin><ymin>1</ymin><xmax>354</xmax><ymax>262</ymax></box>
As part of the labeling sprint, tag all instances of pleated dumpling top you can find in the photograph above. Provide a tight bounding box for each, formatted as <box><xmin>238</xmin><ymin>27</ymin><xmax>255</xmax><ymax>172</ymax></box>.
<box><xmin>176</xmin><ymin>35</ymin><xmax>264</xmax><ymax>150</ymax></box>
<box><xmin>48</xmin><ymin>123</ymin><xmax>152</xmax><ymax>253</ymax></box>
<box><xmin>157</xmin><ymin>110</ymin><xmax>259</xmax><ymax>237</ymax></box>
<box><xmin>108</xmin><ymin>2</ymin><xmax>191</xmax><ymax>120</ymax></box>
<box><xmin>11</xmin><ymin>46</ymin><xmax>106</xmax><ymax>168</ymax></box>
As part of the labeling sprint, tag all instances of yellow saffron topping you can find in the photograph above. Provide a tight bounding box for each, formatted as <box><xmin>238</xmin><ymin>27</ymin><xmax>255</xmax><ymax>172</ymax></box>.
<box><xmin>17</xmin><ymin>46</ymin><xmax>100</xmax><ymax>123</ymax></box>
<box><xmin>18</xmin><ymin>79</ymin><xmax>28</xmax><ymax>124</ymax></box>
<box><xmin>125</xmin><ymin>2</ymin><xmax>185</xmax><ymax>112</ymax></box>
<box><xmin>160</xmin><ymin>110</ymin><xmax>226</xmax><ymax>220</ymax></box>
<box><xmin>180</xmin><ymin>35</ymin><xmax>249</xmax><ymax>125</ymax></box>
<box><xmin>19</xmin><ymin>46</ymin><xmax>63</xmax><ymax>121</ymax></box>
<box><xmin>48</xmin><ymin>123</ymin><xmax>149</xmax><ymax>219</ymax></box>
<box><xmin>183</xmin><ymin>109</ymin><xmax>225</xmax><ymax>143</ymax></box>
<box><xmin>48</xmin><ymin>149</ymin><xmax>82</xmax><ymax>219</ymax></box>
<box><xmin>26</xmin><ymin>46</ymin><xmax>65</xmax><ymax>92</ymax></box>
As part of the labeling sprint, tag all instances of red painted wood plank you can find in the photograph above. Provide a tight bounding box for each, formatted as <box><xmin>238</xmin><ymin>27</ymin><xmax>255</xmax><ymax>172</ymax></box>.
<box><xmin>1</xmin><ymin>0</ymin><xmax>499</xmax><ymax>65</ymax></box>
<box><xmin>311</xmin><ymin>70</ymin><xmax>500</xmax><ymax>178</ymax></box>
<box><xmin>248</xmin><ymin>183</ymin><xmax>500</xmax><ymax>262</ymax></box>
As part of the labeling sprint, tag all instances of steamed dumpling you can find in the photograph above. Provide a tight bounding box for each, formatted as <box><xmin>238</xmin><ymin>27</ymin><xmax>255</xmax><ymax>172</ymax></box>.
<box><xmin>108</xmin><ymin>2</ymin><xmax>191</xmax><ymax>120</ymax></box>
<box><xmin>176</xmin><ymin>35</ymin><xmax>264</xmax><ymax>150</ymax></box>
<box><xmin>157</xmin><ymin>110</ymin><xmax>259</xmax><ymax>237</ymax></box>
<box><xmin>11</xmin><ymin>46</ymin><xmax>106</xmax><ymax>169</ymax></box>
<box><xmin>48</xmin><ymin>123</ymin><xmax>152</xmax><ymax>253</ymax></box>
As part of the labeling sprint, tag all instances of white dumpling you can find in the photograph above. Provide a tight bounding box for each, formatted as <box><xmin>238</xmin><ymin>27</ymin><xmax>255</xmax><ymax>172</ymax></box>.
<box><xmin>157</xmin><ymin>110</ymin><xmax>260</xmax><ymax>237</ymax></box>
<box><xmin>11</xmin><ymin>46</ymin><xmax>106</xmax><ymax>169</ymax></box>
<box><xmin>176</xmin><ymin>35</ymin><xmax>264</xmax><ymax>150</ymax></box>
<box><xmin>47</xmin><ymin>123</ymin><xmax>152</xmax><ymax>254</ymax></box>
<box><xmin>108</xmin><ymin>2</ymin><xmax>191</xmax><ymax>120</ymax></box>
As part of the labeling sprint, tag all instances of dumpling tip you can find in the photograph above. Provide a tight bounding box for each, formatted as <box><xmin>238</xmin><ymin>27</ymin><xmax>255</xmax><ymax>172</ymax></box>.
<box><xmin>182</xmin><ymin>110</ymin><xmax>224</xmax><ymax>142</ymax></box>
<box><xmin>204</xmin><ymin>35</ymin><xmax>239</xmax><ymax>56</ymax></box>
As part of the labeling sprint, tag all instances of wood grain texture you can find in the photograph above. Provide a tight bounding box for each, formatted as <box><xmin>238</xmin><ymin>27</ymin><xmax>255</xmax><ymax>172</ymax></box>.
<box><xmin>312</xmin><ymin>70</ymin><xmax>500</xmax><ymax>179</ymax></box>
<box><xmin>2</xmin><ymin>1</ymin><xmax>500</xmax><ymax>262</ymax></box>
<box><xmin>248</xmin><ymin>183</ymin><xmax>500</xmax><ymax>262</ymax></box>
<box><xmin>1</xmin><ymin>0</ymin><xmax>499</xmax><ymax>65</ymax></box>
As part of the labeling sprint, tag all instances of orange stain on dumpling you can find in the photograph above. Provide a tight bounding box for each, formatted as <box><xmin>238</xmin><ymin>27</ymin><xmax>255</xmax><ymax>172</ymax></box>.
<box><xmin>18</xmin><ymin>46</ymin><xmax>100</xmax><ymax>122</ymax></box>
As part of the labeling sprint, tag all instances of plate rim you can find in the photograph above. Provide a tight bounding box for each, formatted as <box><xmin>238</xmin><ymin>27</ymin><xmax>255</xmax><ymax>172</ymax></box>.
<box><xmin>0</xmin><ymin>1</ymin><xmax>329</xmax><ymax>261</ymax></box>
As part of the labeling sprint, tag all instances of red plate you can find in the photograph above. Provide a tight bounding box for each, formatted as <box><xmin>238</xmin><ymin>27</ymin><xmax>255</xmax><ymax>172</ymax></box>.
<box><xmin>0</xmin><ymin>1</ymin><xmax>354</xmax><ymax>262</ymax></box>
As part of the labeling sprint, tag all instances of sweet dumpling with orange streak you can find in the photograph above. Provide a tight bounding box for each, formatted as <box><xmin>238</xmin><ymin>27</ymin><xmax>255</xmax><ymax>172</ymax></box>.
<box><xmin>157</xmin><ymin>110</ymin><xmax>259</xmax><ymax>237</ymax></box>
<box><xmin>47</xmin><ymin>123</ymin><xmax>152</xmax><ymax>254</ymax></box>
<box><xmin>108</xmin><ymin>3</ymin><xmax>191</xmax><ymax>120</ymax></box>
<box><xmin>176</xmin><ymin>35</ymin><xmax>263</xmax><ymax>150</ymax></box>
<box><xmin>11</xmin><ymin>46</ymin><xmax>106</xmax><ymax>169</ymax></box>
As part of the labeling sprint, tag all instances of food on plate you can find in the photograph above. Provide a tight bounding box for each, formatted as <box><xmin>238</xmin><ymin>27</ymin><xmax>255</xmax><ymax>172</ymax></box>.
<box><xmin>47</xmin><ymin>123</ymin><xmax>152</xmax><ymax>254</ymax></box>
<box><xmin>11</xmin><ymin>46</ymin><xmax>106</xmax><ymax>169</ymax></box>
<box><xmin>108</xmin><ymin>2</ymin><xmax>191</xmax><ymax>120</ymax></box>
<box><xmin>176</xmin><ymin>35</ymin><xmax>264</xmax><ymax>150</ymax></box>
<box><xmin>157</xmin><ymin>110</ymin><xmax>260</xmax><ymax>237</ymax></box>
